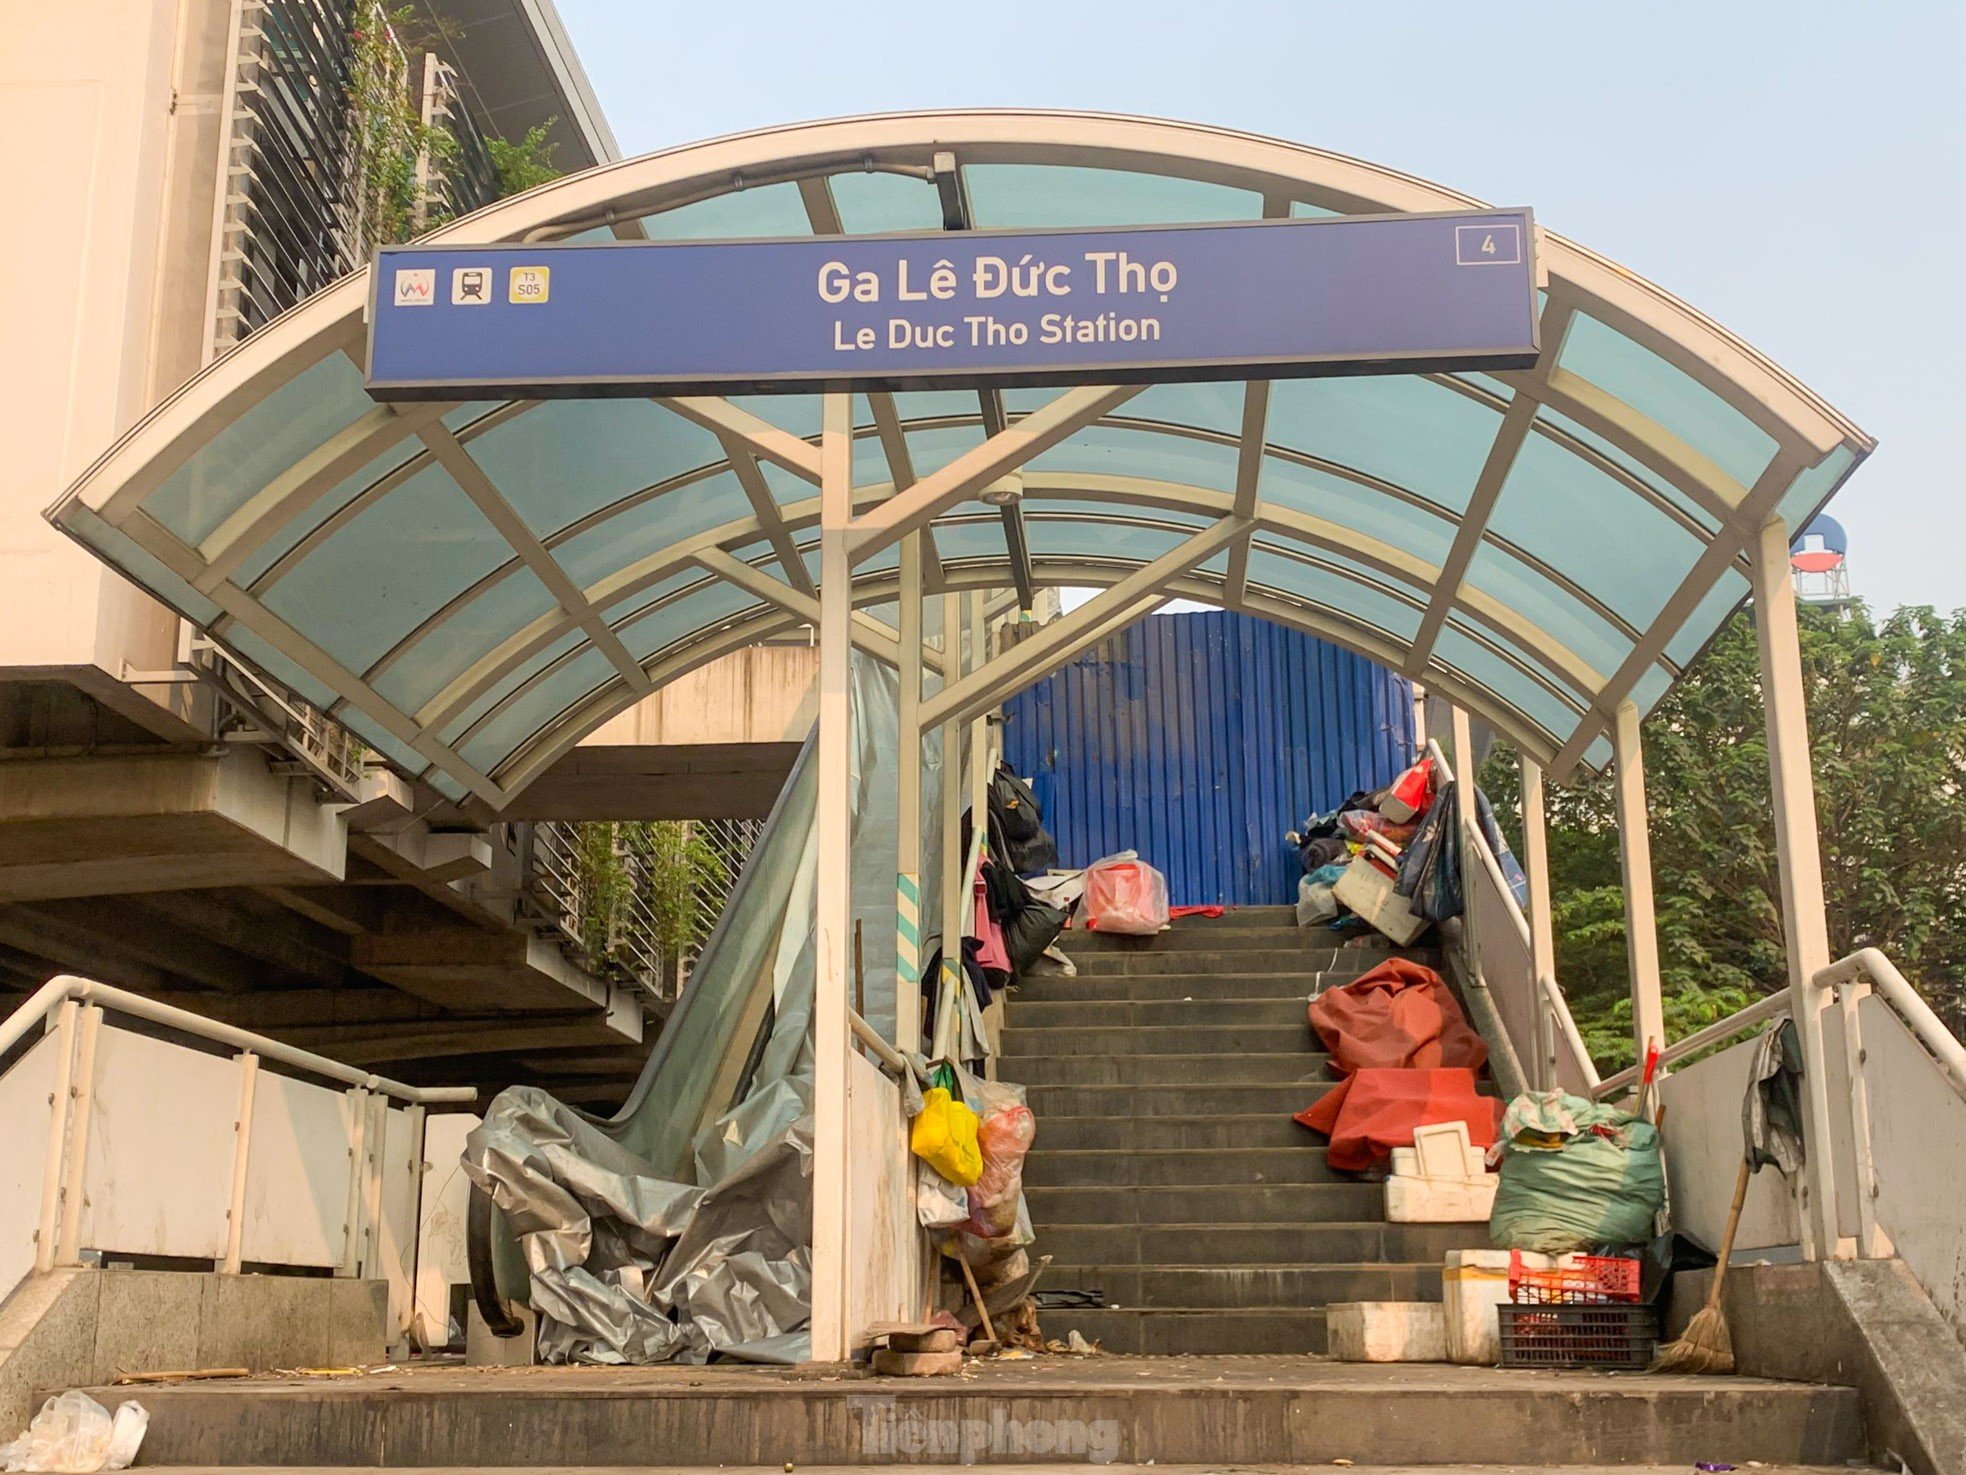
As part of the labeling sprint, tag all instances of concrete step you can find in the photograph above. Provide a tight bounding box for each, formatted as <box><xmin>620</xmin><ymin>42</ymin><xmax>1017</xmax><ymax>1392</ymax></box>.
<box><xmin>1045</xmin><ymin>1304</ymin><xmax>1332</xmax><ymax>1355</ymax></box>
<box><xmin>1024</xmin><ymin>1079</ymin><xmax>1331</xmax><ymax>1117</ymax></box>
<box><xmin>1005</xmin><ymin>1051</ymin><xmax>1333</xmax><ymax>1088</ymax></box>
<box><xmin>1042</xmin><ymin>1262</ymin><xmax>1442</xmax><ymax>1307</ymax></box>
<box><xmin>1026</xmin><ymin>1181</ymin><xmax>1383</xmax><ymax>1225</ymax></box>
<box><xmin>1001</xmin><ymin>1022</ymin><xmax>1315</xmax><ymax>1056</ymax></box>
<box><xmin>103</xmin><ymin>1358</ymin><xmax>1864</xmax><ymax>1467</ymax></box>
<box><xmin>1036</xmin><ymin>1219</ymin><xmax>1489</xmax><ymax>1266</ymax></box>
<box><xmin>1058</xmin><ymin>925</ymin><xmax>1357</xmax><ymax>953</ymax></box>
<box><xmin>1060</xmin><ymin>947</ymin><xmax>1426</xmax><ymax>977</ymax></box>
<box><xmin>1013</xmin><ymin>971</ymin><xmax>1329</xmax><ymax>1003</ymax></box>
<box><xmin>1037</xmin><ymin>1111</ymin><xmax>1328</xmax><ymax>1151</ymax></box>
<box><xmin>1008</xmin><ymin>995</ymin><xmax>1316</xmax><ymax>1028</ymax></box>
<box><xmin>1024</xmin><ymin>1145</ymin><xmax>1345</xmax><ymax>1187</ymax></box>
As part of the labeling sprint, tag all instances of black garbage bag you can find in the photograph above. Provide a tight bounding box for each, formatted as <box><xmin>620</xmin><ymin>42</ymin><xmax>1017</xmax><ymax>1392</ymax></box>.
<box><xmin>1002</xmin><ymin>900</ymin><xmax>1069</xmax><ymax>975</ymax></box>
<box><xmin>989</xmin><ymin>762</ymin><xmax>1059</xmax><ymax>873</ymax></box>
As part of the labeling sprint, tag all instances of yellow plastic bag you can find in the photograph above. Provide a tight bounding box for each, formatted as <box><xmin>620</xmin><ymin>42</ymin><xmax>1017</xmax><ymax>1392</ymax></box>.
<box><xmin>909</xmin><ymin>1086</ymin><xmax>983</xmax><ymax>1185</ymax></box>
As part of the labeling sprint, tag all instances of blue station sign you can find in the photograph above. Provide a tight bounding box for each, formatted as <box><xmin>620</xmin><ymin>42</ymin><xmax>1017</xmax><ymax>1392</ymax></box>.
<box><xmin>364</xmin><ymin>209</ymin><xmax>1539</xmax><ymax>399</ymax></box>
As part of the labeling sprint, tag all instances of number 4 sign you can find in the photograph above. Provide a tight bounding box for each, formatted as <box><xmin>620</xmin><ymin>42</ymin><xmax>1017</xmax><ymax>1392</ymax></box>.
<box><xmin>1456</xmin><ymin>223</ymin><xmax>1523</xmax><ymax>267</ymax></box>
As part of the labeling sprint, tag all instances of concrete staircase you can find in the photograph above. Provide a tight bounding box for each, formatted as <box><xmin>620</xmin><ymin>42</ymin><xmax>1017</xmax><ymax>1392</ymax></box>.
<box><xmin>1008</xmin><ymin>906</ymin><xmax>1489</xmax><ymax>1354</ymax></box>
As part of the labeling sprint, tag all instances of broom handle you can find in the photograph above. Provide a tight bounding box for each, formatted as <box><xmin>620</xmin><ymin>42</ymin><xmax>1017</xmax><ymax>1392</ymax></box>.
<box><xmin>1704</xmin><ymin>1157</ymin><xmax>1753</xmax><ymax>1309</ymax></box>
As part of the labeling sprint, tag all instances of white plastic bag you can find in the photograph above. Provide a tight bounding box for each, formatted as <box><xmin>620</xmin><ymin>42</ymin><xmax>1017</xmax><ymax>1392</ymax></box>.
<box><xmin>916</xmin><ymin>1157</ymin><xmax>969</xmax><ymax>1227</ymax></box>
<box><xmin>0</xmin><ymin>1392</ymin><xmax>147</xmax><ymax>1474</ymax></box>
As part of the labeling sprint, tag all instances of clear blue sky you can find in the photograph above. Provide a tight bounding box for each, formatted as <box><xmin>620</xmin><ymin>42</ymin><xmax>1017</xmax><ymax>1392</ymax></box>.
<box><xmin>557</xmin><ymin>0</ymin><xmax>1964</xmax><ymax>613</ymax></box>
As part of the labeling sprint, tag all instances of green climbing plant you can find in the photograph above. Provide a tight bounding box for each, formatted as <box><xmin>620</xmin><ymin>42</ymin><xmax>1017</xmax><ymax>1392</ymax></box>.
<box><xmin>487</xmin><ymin>122</ymin><xmax>562</xmax><ymax>197</ymax></box>
<box><xmin>568</xmin><ymin>821</ymin><xmax>732</xmax><ymax>979</ymax></box>
<box><xmin>347</xmin><ymin>2</ymin><xmax>456</xmax><ymax>248</ymax></box>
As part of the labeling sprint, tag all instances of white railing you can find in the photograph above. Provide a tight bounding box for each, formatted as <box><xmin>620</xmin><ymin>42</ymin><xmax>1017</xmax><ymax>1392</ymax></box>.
<box><xmin>1441</xmin><ymin>739</ymin><xmax>1599</xmax><ymax>1095</ymax></box>
<box><xmin>0</xmin><ymin>976</ymin><xmax>472</xmax><ymax>1341</ymax></box>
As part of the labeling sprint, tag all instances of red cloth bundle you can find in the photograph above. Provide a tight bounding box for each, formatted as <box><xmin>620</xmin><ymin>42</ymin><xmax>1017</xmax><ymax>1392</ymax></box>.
<box><xmin>1296</xmin><ymin>958</ymin><xmax>1499</xmax><ymax>1170</ymax></box>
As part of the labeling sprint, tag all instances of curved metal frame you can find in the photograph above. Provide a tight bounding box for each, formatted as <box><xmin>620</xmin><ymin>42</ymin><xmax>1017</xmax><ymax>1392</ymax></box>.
<box><xmin>47</xmin><ymin>109</ymin><xmax>1873</xmax><ymax>808</ymax></box>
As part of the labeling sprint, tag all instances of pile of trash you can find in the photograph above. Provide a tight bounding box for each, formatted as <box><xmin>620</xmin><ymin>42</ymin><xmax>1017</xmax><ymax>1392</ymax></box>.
<box><xmin>1288</xmin><ymin>753</ymin><xmax>1526</xmax><ymax>943</ymax></box>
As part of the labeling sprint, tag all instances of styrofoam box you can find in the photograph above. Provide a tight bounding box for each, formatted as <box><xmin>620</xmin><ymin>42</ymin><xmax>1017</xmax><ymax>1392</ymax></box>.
<box><xmin>1385</xmin><ymin>1173</ymin><xmax>1497</xmax><ymax>1223</ymax></box>
<box><xmin>1327</xmin><ymin>1301</ymin><xmax>1448</xmax><ymax>1363</ymax></box>
<box><xmin>1442</xmin><ymin>1249</ymin><xmax>1557</xmax><ymax>1365</ymax></box>
<box><xmin>1332</xmin><ymin>856</ymin><xmax>1430</xmax><ymax>946</ymax></box>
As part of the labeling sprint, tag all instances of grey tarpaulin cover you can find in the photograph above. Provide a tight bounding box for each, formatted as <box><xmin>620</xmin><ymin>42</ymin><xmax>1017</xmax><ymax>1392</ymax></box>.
<box><xmin>462</xmin><ymin>656</ymin><xmax>940</xmax><ymax>1363</ymax></box>
<box><xmin>1744</xmin><ymin>1018</ymin><xmax>1807</xmax><ymax>1176</ymax></box>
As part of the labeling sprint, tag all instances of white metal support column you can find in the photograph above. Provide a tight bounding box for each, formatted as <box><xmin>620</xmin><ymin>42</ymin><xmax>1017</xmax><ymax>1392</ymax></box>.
<box><xmin>932</xmin><ymin>590</ymin><xmax>965</xmax><ymax>1062</ymax></box>
<box><xmin>53</xmin><ymin>1005</ymin><xmax>102</xmax><ymax>1266</ymax></box>
<box><xmin>1519</xmin><ymin>756</ymin><xmax>1559</xmax><ymax>1091</ymax></box>
<box><xmin>810</xmin><ymin>392</ymin><xmax>855</xmax><ymax>1361</ymax></box>
<box><xmin>221</xmin><ymin>1051</ymin><xmax>260</xmax><ymax>1273</ymax></box>
<box><xmin>1611</xmin><ymin>701</ymin><xmax>1666</xmax><ymax>1074</ymax></box>
<box><xmin>1449</xmin><ymin>706</ymin><xmax>1480</xmax><ymax>982</ymax></box>
<box><xmin>1750</xmin><ymin>514</ymin><xmax>1845</xmax><ymax>1257</ymax></box>
<box><xmin>33</xmin><ymin>1000</ymin><xmax>79</xmax><ymax>1273</ymax></box>
<box><xmin>895</xmin><ymin>532</ymin><xmax>925</xmax><ymax>1055</ymax></box>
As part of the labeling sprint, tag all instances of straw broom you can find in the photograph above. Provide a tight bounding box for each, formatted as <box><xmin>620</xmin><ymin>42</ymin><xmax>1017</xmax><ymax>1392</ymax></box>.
<box><xmin>1651</xmin><ymin>1155</ymin><xmax>1750</xmax><ymax>1374</ymax></box>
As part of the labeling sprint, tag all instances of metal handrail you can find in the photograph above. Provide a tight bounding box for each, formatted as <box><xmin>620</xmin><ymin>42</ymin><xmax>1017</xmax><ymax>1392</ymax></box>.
<box><xmin>1436</xmin><ymin>736</ymin><xmax>1600</xmax><ymax>1092</ymax></box>
<box><xmin>1591</xmin><ymin>989</ymin><xmax>1793</xmax><ymax>1099</ymax></box>
<box><xmin>0</xmin><ymin>975</ymin><xmax>475</xmax><ymax>1105</ymax></box>
<box><xmin>849</xmin><ymin>1006</ymin><xmax>907</xmax><ymax>1077</ymax></box>
<box><xmin>1817</xmin><ymin>947</ymin><xmax>1966</xmax><ymax>1099</ymax></box>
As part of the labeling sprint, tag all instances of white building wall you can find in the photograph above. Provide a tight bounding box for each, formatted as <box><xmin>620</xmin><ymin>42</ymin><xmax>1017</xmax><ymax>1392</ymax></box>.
<box><xmin>0</xmin><ymin>0</ymin><xmax>218</xmax><ymax>699</ymax></box>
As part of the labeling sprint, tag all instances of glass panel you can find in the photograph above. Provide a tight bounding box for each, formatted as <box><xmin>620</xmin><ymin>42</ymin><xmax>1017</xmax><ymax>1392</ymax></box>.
<box><xmin>1245</xmin><ymin>548</ymin><xmax>1425</xmax><ymax>642</ymax></box>
<box><xmin>1432</xmin><ymin>625</ymin><xmax>1580</xmax><ymax>744</ymax></box>
<box><xmin>902</xmin><ymin>423</ymin><xmax>987</xmax><ymax>476</ymax></box>
<box><xmin>551</xmin><ymin>471</ymin><xmax>755</xmax><ymax>588</ymax></box>
<box><xmin>1463</xmin><ymin>542</ymin><xmax>1629</xmax><ymax>683</ymax></box>
<box><xmin>235</xmin><ymin>438</ymin><xmax>425</xmax><ymax>589</ymax></box>
<box><xmin>616</xmin><ymin>579</ymin><xmax>765</xmax><ymax>661</ymax></box>
<box><xmin>1584</xmin><ymin>735</ymin><xmax>1613</xmax><ymax>770</ymax></box>
<box><xmin>370</xmin><ymin>568</ymin><xmax>559</xmax><ymax>710</ymax></box>
<box><xmin>1256</xmin><ymin>456</ymin><xmax>1456</xmax><ymax>566</ymax></box>
<box><xmin>339</xmin><ymin>711</ymin><xmax>428</xmax><ymax>775</ymax></box>
<box><xmin>964</xmin><ymin>165</ymin><xmax>1261</xmax><ymax>227</ymax></box>
<box><xmin>1026</xmin><ymin>497</ymin><xmax>1213</xmax><ymax>531</ymax></box>
<box><xmin>1665</xmin><ymin>568</ymin><xmax>1750</xmax><ymax>669</ymax></box>
<box><xmin>437</xmin><ymin>629</ymin><xmax>583</xmax><ymax>744</ymax></box>
<box><xmin>64</xmin><ymin>507</ymin><xmax>222</xmax><ymax>628</ymax></box>
<box><xmin>1775</xmin><ymin>445</ymin><xmax>1857</xmax><ymax>535</ymax></box>
<box><xmin>892</xmin><ymin>389</ymin><xmax>981</xmax><ymax>421</ymax></box>
<box><xmin>427</xmin><ymin>771</ymin><xmax>467</xmax><ymax>801</ymax></box>
<box><xmin>637</xmin><ymin>183</ymin><xmax>811</xmax><ymax>239</ymax></box>
<box><xmin>830</xmin><ymin>171</ymin><xmax>943</xmax><ymax>233</ymax></box>
<box><xmin>459</xmin><ymin>647</ymin><xmax>617</xmax><ymax>771</ymax></box>
<box><xmin>1018</xmin><ymin>519</ymin><xmax>1188</xmax><ymax>564</ymax></box>
<box><xmin>261</xmin><ymin>461</ymin><xmax>514</xmax><ymax>674</ymax></box>
<box><xmin>1290</xmin><ymin>200</ymin><xmax>1340</xmax><ymax>218</ymax></box>
<box><xmin>1122</xmin><ymin>380</ymin><xmax>1245</xmax><ymax>436</ymax></box>
<box><xmin>1558</xmin><ymin>313</ymin><xmax>1778</xmax><ymax>488</ymax></box>
<box><xmin>215</xmin><ymin>625</ymin><xmax>335</xmax><ymax>708</ymax></box>
<box><xmin>1629</xmin><ymin>662</ymin><xmax>1672</xmax><ymax>718</ymax></box>
<box><xmin>1484</xmin><ymin>429</ymin><xmax>1703</xmax><ymax>629</ymax></box>
<box><xmin>729</xmin><ymin>393</ymin><xmax>823</xmax><ymax>440</ymax></box>
<box><xmin>1266</xmin><ymin>375</ymin><xmax>1503</xmax><ymax>511</ymax></box>
<box><xmin>1533</xmin><ymin>405</ymin><xmax>1721</xmax><ymax>533</ymax></box>
<box><xmin>147</xmin><ymin>354</ymin><xmax>371</xmax><ymax>546</ymax></box>
<box><xmin>443</xmin><ymin>401</ymin><xmax>505</xmax><ymax>433</ymax></box>
<box><xmin>468</xmin><ymin>400</ymin><xmax>727</xmax><ymax>538</ymax></box>
<box><xmin>1023</xmin><ymin>424</ymin><xmax>1239</xmax><ymax>493</ymax></box>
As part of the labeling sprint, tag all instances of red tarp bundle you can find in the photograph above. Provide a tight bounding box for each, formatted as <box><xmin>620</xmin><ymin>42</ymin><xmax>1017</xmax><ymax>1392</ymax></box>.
<box><xmin>1294</xmin><ymin>958</ymin><xmax>1501</xmax><ymax>1171</ymax></box>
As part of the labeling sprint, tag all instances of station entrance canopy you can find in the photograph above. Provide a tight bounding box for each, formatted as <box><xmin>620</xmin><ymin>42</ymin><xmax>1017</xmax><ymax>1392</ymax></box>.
<box><xmin>47</xmin><ymin>111</ymin><xmax>1872</xmax><ymax>810</ymax></box>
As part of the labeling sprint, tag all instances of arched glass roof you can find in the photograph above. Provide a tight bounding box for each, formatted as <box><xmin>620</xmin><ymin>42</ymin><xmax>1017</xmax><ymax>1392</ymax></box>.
<box><xmin>48</xmin><ymin>111</ymin><xmax>1871</xmax><ymax>810</ymax></box>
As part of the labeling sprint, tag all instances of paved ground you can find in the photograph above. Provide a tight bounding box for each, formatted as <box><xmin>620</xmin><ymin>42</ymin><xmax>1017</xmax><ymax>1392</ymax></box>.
<box><xmin>135</xmin><ymin>1466</ymin><xmax>1874</xmax><ymax>1474</ymax></box>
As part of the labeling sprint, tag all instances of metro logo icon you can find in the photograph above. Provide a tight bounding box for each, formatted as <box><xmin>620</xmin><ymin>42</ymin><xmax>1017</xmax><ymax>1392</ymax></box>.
<box><xmin>393</xmin><ymin>268</ymin><xmax>436</xmax><ymax>307</ymax></box>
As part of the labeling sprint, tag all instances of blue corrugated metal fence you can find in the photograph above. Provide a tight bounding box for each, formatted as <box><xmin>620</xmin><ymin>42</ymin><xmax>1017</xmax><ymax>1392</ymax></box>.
<box><xmin>1000</xmin><ymin>610</ymin><xmax>1415</xmax><ymax>907</ymax></box>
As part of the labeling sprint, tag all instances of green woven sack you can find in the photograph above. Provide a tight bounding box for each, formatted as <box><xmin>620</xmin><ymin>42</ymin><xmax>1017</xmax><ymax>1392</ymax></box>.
<box><xmin>1489</xmin><ymin>1093</ymin><xmax>1666</xmax><ymax>1253</ymax></box>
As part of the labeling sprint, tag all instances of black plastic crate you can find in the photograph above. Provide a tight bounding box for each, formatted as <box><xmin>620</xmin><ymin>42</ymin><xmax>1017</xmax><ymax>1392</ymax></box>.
<box><xmin>1496</xmin><ymin>1302</ymin><xmax>1658</xmax><ymax>1370</ymax></box>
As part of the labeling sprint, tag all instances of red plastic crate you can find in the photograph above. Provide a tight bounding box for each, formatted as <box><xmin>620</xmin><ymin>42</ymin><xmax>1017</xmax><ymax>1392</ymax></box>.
<box><xmin>1508</xmin><ymin>1251</ymin><xmax>1641</xmax><ymax>1305</ymax></box>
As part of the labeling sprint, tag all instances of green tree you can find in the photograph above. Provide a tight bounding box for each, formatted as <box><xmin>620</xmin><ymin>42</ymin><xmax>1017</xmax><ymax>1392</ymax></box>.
<box><xmin>1487</xmin><ymin>602</ymin><xmax>1966</xmax><ymax>1070</ymax></box>
<box><xmin>488</xmin><ymin>123</ymin><xmax>562</xmax><ymax>197</ymax></box>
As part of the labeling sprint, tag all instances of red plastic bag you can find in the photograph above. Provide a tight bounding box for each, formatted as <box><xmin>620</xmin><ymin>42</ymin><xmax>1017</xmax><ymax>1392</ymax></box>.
<box><xmin>1084</xmin><ymin>858</ymin><xmax>1170</xmax><ymax>935</ymax></box>
<box><xmin>963</xmin><ymin>1100</ymin><xmax>1036</xmax><ymax>1238</ymax></box>
<box><xmin>1380</xmin><ymin>756</ymin><xmax>1435</xmax><ymax>823</ymax></box>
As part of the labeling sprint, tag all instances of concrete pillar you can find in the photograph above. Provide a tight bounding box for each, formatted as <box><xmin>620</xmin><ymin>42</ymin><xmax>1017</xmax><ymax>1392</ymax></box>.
<box><xmin>1750</xmin><ymin>514</ymin><xmax>1844</xmax><ymax>1257</ymax></box>
<box><xmin>1611</xmin><ymin>701</ymin><xmax>1666</xmax><ymax>1076</ymax></box>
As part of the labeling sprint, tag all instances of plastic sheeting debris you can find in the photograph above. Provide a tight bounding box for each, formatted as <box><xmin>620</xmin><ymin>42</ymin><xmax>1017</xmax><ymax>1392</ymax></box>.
<box><xmin>463</xmin><ymin>656</ymin><xmax>939</xmax><ymax>1364</ymax></box>
<box><xmin>1</xmin><ymin>1394</ymin><xmax>146</xmax><ymax>1474</ymax></box>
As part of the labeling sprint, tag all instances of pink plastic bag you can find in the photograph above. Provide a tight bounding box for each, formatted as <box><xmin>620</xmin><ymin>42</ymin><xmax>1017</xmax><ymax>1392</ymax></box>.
<box><xmin>1084</xmin><ymin>858</ymin><xmax>1170</xmax><ymax>935</ymax></box>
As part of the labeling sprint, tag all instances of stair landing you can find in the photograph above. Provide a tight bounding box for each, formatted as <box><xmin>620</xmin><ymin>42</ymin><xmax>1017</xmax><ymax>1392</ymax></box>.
<box><xmin>88</xmin><ymin>1355</ymin><xmax>1865</xmax><ymax>1468</ymax></box>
